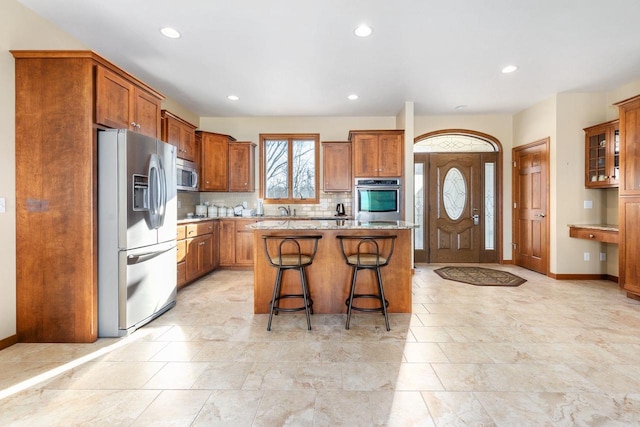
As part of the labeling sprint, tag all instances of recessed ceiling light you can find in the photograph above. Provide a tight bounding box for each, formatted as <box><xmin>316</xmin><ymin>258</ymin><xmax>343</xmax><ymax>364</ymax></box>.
<box><xmin>501</xmin><ymin>65</ymin><xmax>518</xmax><ymax>74</ymax></box>
<box><xmin>227</xmin><ymin>95</ymin><xmax>239</xmax><ymax>101</ymax></box>
<box><xmin>354</xmin><ymin>24</ymin><xmax>373</xmax><ymax>37</ymax></box>
<box><xmin>454</xmin><ymin>105</ymin><xmax>467</xmax><ymax>110</ymax></box>
<box><xmin>160</xmin><ymin>27</ymin><xmax>181</xmax><ymax>39</ymax></box>
<box><xmin>348</xmin><ymin>94</ymin><xmax>359</xmax><ymax>100</ymax></box>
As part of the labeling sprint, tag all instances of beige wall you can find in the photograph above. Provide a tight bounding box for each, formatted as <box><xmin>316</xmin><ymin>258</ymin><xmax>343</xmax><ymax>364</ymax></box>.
<box><xmin>555</xmin><ymin>93</ymin><xmax>610</xmax><ymax>275</ymax></box>
<box><xmin>162</xmin><ymin>97</ymin><xmax>200</xmax><ymax>128</ymax></box>
<box><xmin>0</xmin><ymin>0</ymin><xmax>88</xmax><ymax>341</ymax></box>
<box><xmin>413</xmin><ymin>114</ymin><xmax>515</xmax><ymax>260</ymax></box>
<box><xmin>397</xmin><ymin>102</ymin><xmax>415</xmax><ymax>224</ymax></box>
<box><xmin>607</xmin><ymin>77</ymin><xmax>640</xmax><ymax>119</ymax></box>
<box><xmin>199</xmin><ymin>116</ymin><xmax>396</xmax><ymax>142</ymax></box>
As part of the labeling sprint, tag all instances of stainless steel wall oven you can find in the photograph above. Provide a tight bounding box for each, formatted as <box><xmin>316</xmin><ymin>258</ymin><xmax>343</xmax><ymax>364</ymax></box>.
<box><xmin>353</xmin><ymin>178</ymin><xmax>402</xmax><ymax>221</ymax></box>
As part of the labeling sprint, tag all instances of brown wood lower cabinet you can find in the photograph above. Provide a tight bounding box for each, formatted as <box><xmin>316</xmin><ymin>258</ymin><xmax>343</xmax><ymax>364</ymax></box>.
<box><xmin>219</xmin><ymin>219</ymin><xmax>258</xmax><ymax>268</ymax></box>
<box><xmin>177</xmin><ymin>221</ymin><xmax>219</xmax><ymax>289</ymax></box>
<box><xmin>620</xmin><ymin>197</ymin><xmax>640</xmax><ymax>297</ymax></box>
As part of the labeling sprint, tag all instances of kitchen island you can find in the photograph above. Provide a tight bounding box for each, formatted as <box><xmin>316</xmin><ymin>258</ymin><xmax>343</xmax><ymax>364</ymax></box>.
<box><xmin>251</xmin><ymin>220</ymin><xmax>415</xmax><ymax>314</ymax></box>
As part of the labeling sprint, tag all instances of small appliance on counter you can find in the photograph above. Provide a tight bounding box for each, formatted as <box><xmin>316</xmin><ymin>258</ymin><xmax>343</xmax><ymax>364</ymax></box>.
<box><xmin>336</xmin><ymin>203</ymin><xmax>346</xmax><ymax>216</ymax></box>
<box><xmin>195</xmin><ymin>204</ymin><xmax>207</xmax><ymax>217</ymax></box>
<box><xmin>256</xmin><ymin>199</ymin><xmax>264</xmax><ymax>216</ymax></box>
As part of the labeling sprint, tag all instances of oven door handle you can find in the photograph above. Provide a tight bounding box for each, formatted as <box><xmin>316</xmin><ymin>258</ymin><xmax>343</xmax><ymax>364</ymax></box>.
<box><xmin>355</xmin><ymin>186</ymin><xmax>401</xmax><ymax>190</ymax></box>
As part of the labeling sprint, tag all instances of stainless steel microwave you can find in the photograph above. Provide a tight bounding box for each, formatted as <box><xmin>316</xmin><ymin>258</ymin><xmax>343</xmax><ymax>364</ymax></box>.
<box><xmin>176</xmin><ymin>158</ymin><xmax>198</xmax><ymax>191</ymax></box>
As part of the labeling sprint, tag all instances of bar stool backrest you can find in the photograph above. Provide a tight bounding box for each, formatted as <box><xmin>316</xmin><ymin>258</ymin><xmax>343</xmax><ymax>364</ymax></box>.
<box><xmin>262</xmin><ymin>235</ymin><xmax>322</xmax><ymax>267</ymax></box>
<box><xmin>337</xmin><ymin>235</ymin><xmax>397</xmax><ymax>267</ymax></box>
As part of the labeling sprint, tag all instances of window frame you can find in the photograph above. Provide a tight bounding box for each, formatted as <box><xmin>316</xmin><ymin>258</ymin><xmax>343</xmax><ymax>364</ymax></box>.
<box><xmin>259</xmin><ymin>133</ymin><xmax>320</xmax><ymax>204</ymax></box>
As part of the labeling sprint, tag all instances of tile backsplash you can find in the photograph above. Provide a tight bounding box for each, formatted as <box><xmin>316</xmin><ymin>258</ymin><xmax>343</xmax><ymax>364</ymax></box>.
<box><xmin>178</xmin><ymin>191</ymin><xmax>352</xmax><ymax>218</ymax></box>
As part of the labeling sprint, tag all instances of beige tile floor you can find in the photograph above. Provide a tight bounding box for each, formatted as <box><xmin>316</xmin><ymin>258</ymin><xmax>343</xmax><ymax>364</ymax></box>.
<box><xmin>1</xmin><ymin>264</ymin><xmax>640</xmax><ymax>426</ymax></box>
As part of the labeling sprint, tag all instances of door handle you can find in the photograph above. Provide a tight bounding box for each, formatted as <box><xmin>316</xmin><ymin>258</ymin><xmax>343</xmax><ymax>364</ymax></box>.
<box><xmin>472</xmin><ymin>214</ymin><xmax>480</xmax><ymax>225</ymax></box>
<box><xmin>535</xmin><ymin>213</ymin><xmax>546</xmax><ymax>218</ymax></box>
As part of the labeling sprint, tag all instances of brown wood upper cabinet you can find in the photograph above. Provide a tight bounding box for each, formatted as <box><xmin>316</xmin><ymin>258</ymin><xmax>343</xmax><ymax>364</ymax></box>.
<box><xmin>584</xmin><ymin>119</ymin><xmax>620</xmax><ymax>188</ymax></box>
<box><xmin>349</xmin><ymin>130</ymin><xmax>404</xmax><ymax>177</ymax></box>
<box><xmin>198</xmin><ymin>131</ymin><xmax>255</xmax><ymax>192</ymax></box>
<box><xmin>323</xmin><ymin>141</ymin><xmax>352</xmax><ymax>192</ymax></box>
<box><xmin>95</xmin><ymin>66</ymin><xmax>162</xmax><ymax>138</ymax></box>
<box><xmin>161</xmin><ymin>110</ymin><xmax>197</xmax><ymax>161</ymax></box>
<box><xmin>229</xmin><ymin>142</ymin><xmax>256</xmax><ymax>192</ymax></box>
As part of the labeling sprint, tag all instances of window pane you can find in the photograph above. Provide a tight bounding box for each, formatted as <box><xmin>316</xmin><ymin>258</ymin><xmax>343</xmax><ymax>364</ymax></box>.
<box><xmin>443</xmin><ymin>167</ymin><xmax>466</xmax><ymax>220</ymax></box>
<box><xmin>292</xmin><ymin>139</ymin><xmax>315</xmax><ymax>199</ymax></box>
<box><xmin>414</xmin><ymin>134</ymin><xmax>496</xmax><ymax>152</ymax></box>
<box><xmin>484</xmin><ymin>162</ymin><xmax>495</xmax><ymax>250</ymax></box>
<box><xmin>265</xmin><ymin>140</ymin><xmax>288</xmax><ymax>199</ymax></box>
<box><xmin>414</xmin><ymin>163</ymin><xmax>424</xmax><ymax>250</ymax></box>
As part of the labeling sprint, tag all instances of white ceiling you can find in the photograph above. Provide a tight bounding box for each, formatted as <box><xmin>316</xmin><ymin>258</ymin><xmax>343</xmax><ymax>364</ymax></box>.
<box><xmin>18</xmin><ymin>0</ymin><xmax>640</xmax><ymax>117</ymax></box>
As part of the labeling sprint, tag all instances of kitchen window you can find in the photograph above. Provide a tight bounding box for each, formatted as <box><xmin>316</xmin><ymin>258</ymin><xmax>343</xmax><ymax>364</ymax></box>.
<box><xmin>259</xmin><ymin>133</ymin><xmax>319</xmax><ymax>204</ymax></box>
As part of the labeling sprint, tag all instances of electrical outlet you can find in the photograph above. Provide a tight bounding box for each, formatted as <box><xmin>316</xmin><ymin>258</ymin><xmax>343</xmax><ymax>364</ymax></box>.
<box><xmin>600</xmin><ymin>252</ymin><xmax>606</xmax><ymax>261</ymax></box>
<box><xmin>584</xmin><ymin>200</ymin><xmax>593</xmax><ymax>209</ymax></box>
<box><xmin>0</xmin><ymin>197</ymin><xmax>5</xmax><ymax>213</ymax></box>
<box><xmin>321</xmin><ymin>199</ymin><xmax>328</xmax><ymax>209</ymax></box>
<box><xmin>584</xmin><ymin>252</ymin><xmax>590</xmax><ymax>261</ymax></box>
<box><xmin>177</xmin><ymin>200</ymin><xmax>182</xmax><ymax>208</ymax></box>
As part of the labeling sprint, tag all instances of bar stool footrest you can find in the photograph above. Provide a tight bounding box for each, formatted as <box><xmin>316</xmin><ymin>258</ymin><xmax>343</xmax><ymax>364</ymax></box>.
<box><xmin>345</xmin><ymin>294</ymin><xmax>389</xmax><ymax>312</ymax></box>
<box><xmin>272</xmin><ymin>295</ymin><xmax>313</xmax><ymax>313</ymax></box>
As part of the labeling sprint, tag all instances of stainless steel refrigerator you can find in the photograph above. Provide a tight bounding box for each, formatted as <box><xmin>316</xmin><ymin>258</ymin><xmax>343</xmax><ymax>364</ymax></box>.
<box><xmin>98</xmin><ymin>129</ymin><xmax>178</xmax><ymax>337</ymax></box>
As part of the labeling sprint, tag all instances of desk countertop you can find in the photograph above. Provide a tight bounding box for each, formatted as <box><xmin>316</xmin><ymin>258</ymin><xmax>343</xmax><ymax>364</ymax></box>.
<box><xmin>567</xmin><ymin>224</ymin><xmax>619</xmax><ymax>232</ymax></box>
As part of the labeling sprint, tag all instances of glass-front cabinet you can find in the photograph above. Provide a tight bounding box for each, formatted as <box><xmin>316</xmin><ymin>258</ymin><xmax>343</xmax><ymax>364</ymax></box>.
<box><xmin>584</xmin><ymin>119</ymin><xmax>620</xmax><ymax>188</ymax></box>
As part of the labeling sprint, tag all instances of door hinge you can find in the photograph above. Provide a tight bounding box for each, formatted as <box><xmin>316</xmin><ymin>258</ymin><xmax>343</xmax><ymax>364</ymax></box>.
<box><xmin>512</xmin><ymin>243</ymin><xmax>517</xmax><ymax>249</ymax></box>
<box><xmin>513</xmin><ymin>202</ymin><xmax>517</xmax><ymax>209</ymax></box>
<box><xmin>513</xmin><ymin>161</ymin><xmax>517</xmax><ymax>168</ymax></box>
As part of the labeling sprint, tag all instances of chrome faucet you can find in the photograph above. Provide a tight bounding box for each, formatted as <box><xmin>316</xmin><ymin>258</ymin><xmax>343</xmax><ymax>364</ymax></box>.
<box><xmin>278</xmin><ymin>205</ymin><xmax>290</xmax><ymax>216</ymax></box>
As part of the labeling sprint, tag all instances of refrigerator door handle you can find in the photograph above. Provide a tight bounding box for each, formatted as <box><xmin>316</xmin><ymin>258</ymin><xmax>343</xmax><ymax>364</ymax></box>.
<box><xmin>157</xmin><ymin>156</ymin><xmax>167</xmax><ymax>227</ymax></box>
<box><xmin>127</xmin><ymin>244</ymin><xmax>176</xmax><ymax>264</ymax></box>
<box><xmin>148</xmin><ymin>154</ymin><xmax>160</xmax><ymax>229</ymax></box>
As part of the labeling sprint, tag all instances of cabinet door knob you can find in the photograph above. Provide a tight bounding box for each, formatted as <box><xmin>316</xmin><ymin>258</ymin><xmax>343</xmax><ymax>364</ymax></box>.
<box><xmin>589</xmin><ymin>234</ymin><xmax>595</xmax><ymax>238</ymax></box>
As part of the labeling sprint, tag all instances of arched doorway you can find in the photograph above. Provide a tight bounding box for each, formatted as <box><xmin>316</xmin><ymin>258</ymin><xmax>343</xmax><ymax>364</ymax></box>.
<box><xmin>414</xmin><ymin>130</ymin><xmax>503</xmax><ymax>263</ymax></box>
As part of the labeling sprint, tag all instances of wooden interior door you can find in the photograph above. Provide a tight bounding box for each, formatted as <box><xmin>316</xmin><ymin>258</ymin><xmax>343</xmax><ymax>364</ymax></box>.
<box><xmin>429</xmin><ymin>153</ymin><xmax>482</xmax><ymax>263</ymax></box>
<box><xmin>513</xmin><ymin>139</ymin><xmax>549</xmax><ymax>274</ymax></box>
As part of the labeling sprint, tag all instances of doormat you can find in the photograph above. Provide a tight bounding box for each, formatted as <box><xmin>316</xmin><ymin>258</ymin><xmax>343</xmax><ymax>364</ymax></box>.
<box><xmin>434</xmin><ymin>266</ymin><xmax>526</xmax><ymax>287</ymax></box>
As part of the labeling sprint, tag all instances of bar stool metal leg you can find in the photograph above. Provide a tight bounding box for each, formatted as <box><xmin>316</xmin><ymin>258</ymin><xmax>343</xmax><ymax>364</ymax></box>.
<box><xmin>345</xmin><ymin>266</ymin><xmax>359</xmax><ymax>330</ymax></box>
<box><xmin>299</xmin><ymin>266</ymin><xmax>312</xmax><ymax>331</ymax></box>
<box><xmin>267</xmin><ymin>268</ymin><xmax>283</xmax><ymax>331</ymax></box>
<box><xmin>376</xmin><ymin>266</ymin><xmax>390</xmax><ymax>331</ymax></box>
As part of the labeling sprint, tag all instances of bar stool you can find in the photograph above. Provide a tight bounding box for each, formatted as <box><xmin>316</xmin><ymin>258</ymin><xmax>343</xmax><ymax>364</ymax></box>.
<box><xmin>337</xmin><ymin>235</ymin><xmax>397</xmax><ymax>331</ymax></box>
<box><xmin>262</xmin><ymin>235</ymin><xmax>322</xmax><ymax>331</ymax></box>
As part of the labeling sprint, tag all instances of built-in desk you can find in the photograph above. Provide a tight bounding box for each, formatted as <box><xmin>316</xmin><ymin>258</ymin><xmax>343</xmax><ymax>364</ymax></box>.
<box><xmin>568</xmin><ymin>224</ymin><xmax>619</xmax><ymax>244</ymax></box>
<box><xmin>251</xmin><ymin>220</ymin><xmax>415</xmax><ymax>314</ymax></box>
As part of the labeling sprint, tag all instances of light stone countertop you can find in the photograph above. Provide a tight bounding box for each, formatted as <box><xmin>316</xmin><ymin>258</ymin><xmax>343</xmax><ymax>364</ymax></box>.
<box><xmin>177</xmin><ymin>215</ymin><xmax>353</xmax><ymax>225</ymax></box>
<box><xmin>249</xmin><ymin>219</ymin><xmax>418</xmax><ymax>230</ymax></box>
